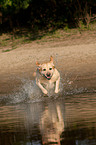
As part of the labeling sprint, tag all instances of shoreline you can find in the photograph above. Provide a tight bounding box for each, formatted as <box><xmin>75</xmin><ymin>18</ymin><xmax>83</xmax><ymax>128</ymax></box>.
<box><xmin>0</xmin><ymin>42</ymin><xmax>96</xmax><ymax>95</ymax></box>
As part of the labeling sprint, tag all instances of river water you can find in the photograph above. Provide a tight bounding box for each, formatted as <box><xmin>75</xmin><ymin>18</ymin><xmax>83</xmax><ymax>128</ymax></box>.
<box><xmin>0</xmin><ymin>77</ymin><xmax>96</xmax><ymax>145</ymax></box>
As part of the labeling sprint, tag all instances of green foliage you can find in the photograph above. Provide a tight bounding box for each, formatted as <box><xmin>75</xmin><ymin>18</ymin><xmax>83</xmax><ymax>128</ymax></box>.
<box><xmin>0</xmin><ymin>0</ymin><xmax>96</xmax><ymax>30</ymax></box>
<box><xmin>64</xmin><ymin>25</ymin><xmax>69</xmax><ymax>31</ymax></box>
<box><xmin>0</xmin><ymin>0</ymin><xmax>30</xmax><ymax>10</ymax></box>
<box><xmin>78</xmin><ymin>21</ymin><xmax>86</xmax><ymax>29</ymax></box>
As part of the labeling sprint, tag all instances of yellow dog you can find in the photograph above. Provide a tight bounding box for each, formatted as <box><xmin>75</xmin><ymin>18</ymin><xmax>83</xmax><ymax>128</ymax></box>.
<box><xmin>35</xmin><ymin>56</ymin><xmax>60</xmax><ymax>95</ymax></box>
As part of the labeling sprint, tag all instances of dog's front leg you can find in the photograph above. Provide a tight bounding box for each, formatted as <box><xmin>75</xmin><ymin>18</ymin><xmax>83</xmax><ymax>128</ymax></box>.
<box><xmin>55</xmin><ymin>76</ymin><xmax>60</xmax><ymax>93</ymax></box>
<box><xmin>36</xmin><ymin>80</ymin><xmax>48</xmax><ymax>94</ymax></box>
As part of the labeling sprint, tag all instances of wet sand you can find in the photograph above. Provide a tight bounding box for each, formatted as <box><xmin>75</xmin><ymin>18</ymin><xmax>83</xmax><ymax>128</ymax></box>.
<box><xmin>0</xmin><ymin>41</ymin><xmax>96</xmax><ymax>95</ymax></box>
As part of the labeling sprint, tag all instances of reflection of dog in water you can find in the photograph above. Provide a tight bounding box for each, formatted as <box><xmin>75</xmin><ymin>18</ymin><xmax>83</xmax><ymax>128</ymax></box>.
<box><xmin>40</xmin><ymin>105</ymin><xmax>64</xmax><ymax>145</ymax></box>
<box><xmin>35</xmin><ymin>56</ymin><xmax>60</xmax><ymax>95</ymax></box>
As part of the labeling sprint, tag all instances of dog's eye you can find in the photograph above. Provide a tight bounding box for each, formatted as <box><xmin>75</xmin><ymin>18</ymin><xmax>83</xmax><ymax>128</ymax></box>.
<box><xmin>43</xmin><ymin>68</ymin><xmax>46</xmax><ymax>71</ymax></box>
<box><xmin>49</xmin><ymin>68</ymin><xmax>52</xmax><ymax>70</ymax></box>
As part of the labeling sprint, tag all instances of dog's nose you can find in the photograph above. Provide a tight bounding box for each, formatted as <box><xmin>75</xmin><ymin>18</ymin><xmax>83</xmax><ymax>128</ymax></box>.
<box><xmin>47</xmin><ymin>73</ymin><xmax>50</xmax><ymax>76</ymax></box>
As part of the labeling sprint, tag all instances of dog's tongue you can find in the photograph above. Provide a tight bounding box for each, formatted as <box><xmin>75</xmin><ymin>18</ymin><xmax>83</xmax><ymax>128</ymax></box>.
<box><xmin>47</xmin><ymin>76</ymin><xmax>50</xmax><ymax>79</ymax></box>
<box><xmin>45</xmin><ymin>75</ymin><xmax>51</xmax><ymax>80</ymax></box>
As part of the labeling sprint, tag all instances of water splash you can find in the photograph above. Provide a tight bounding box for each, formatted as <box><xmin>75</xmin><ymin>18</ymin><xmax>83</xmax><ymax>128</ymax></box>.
<box><xmin>0</xmin><ymin>75</ymin><xmax>93</xmax><ymax>105</ymax></box>
<box><xmin>9</xmin><ymin>79</ymin><xmax>43</xmax><ymax>104</ymax></box>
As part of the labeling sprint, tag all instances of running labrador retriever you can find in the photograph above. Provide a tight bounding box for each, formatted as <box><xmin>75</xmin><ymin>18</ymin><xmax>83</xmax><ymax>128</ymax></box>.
<box><xmin>35</xmin><ymin>56</ymin><xmax>60</xmax><ymax>95</ymax></box>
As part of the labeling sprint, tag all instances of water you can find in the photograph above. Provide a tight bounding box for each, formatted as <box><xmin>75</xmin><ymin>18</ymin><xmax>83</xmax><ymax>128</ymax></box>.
<box><xmin>0</xmin><ymin>78</ymin><xmax>96</xmax><ymax>145</ymax></box>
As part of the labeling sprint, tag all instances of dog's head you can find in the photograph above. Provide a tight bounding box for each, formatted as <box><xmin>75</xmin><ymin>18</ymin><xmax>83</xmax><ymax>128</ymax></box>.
<box><xmin>36</xmin><ymin>56</ymin><xmax>55</xmax><ymax>80</ymax></box>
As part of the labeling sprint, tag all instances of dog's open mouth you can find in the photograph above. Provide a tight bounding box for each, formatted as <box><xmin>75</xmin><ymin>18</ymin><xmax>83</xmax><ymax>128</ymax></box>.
<box><xmin>44</xmin><ymin>73</ymin><xmax>52</xmax><ymax>80</ymax></box>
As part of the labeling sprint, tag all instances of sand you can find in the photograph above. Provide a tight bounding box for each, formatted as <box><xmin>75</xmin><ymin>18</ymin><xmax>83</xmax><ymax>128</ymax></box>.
<box><xmin>0</xmin><ymin>39</ymin><xmax>96</xmax><ymax>94</ymax></box>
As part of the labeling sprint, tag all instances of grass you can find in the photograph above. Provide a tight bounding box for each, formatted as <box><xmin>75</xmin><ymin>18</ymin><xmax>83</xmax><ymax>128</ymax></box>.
<box><xmin>0</xmin><ymin>22</ymin><xmax>96</xmax><ymax>52</ymax></box>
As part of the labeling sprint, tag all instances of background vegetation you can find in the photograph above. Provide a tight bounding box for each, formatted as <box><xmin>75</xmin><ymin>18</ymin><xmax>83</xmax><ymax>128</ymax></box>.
<box><xmin>0</xmin><ymin>0</ymin><xmax>96</xmax><ymax>51</ymax></box>
<box><xmin>0</xmin><ymin>0</ymin><xmax>96</xmax><ymax>31</ymax></box>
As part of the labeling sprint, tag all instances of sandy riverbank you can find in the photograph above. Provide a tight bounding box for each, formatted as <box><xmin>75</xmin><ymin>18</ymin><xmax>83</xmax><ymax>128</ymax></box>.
<box><xmin>0</xmin><ymin>40</ymin><xmax>96</xmax><ymax>95</ymax></box>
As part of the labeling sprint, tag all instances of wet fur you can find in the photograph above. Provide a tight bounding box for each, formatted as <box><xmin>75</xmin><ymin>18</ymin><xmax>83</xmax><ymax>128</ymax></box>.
<box><xmin>36</xmin><ymin>56</ymin><xmax>60</xmax><ymax>95</ymax></box>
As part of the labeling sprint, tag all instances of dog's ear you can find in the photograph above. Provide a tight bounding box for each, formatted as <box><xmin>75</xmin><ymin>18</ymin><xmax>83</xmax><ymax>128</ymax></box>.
<box><xmin>50</xmin><ymin>56</ymin><xmax>53</xmax><ymax>62</ymax></box>
<box><xmin>36</xmin><ymin>61</ymin><xmax>41</xmax><ymax>66</ymax></box>
<box><xmin>36</xmin><ymin>61</ymin><xmax>42</xmax><ymax>71</ymax></box>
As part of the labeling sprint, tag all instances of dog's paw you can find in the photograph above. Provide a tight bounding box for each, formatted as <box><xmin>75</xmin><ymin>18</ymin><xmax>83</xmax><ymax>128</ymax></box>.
<box><xmin>55</xmin><ymin>89</ymin><xmax>60</xmax><ymax>94</ymax></box>
<box><xmin>43</xmin><ymin>89</ymin><xmax>48</xmax><ymax>95</ymax></box>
